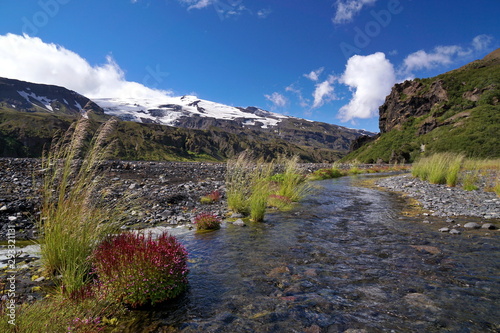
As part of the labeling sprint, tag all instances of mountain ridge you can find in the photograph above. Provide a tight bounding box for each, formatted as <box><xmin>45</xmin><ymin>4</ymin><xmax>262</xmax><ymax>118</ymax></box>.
<box><xmin>0</xmin><ymin>77</ymin><xmax>372</xmax><ymax>162</ymax></box>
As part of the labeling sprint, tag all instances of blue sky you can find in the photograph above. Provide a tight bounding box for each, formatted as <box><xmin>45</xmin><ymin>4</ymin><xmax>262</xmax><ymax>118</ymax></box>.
<box><xmin>0</xmin><ymin>0</ymin><xmax>499</xmax><ymax>132</ymax></box>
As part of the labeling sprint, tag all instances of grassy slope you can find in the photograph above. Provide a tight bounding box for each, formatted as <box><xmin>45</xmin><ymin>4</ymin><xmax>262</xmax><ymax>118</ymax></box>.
<box><xmin>344</xmin><ymin>53</ymin><xmax>500</xmax><ymax>163</ymax></box>
<box><xmin>0</xmin><ymin>107</ymin><xmax>346</xmax><ymax>162</ymax></box>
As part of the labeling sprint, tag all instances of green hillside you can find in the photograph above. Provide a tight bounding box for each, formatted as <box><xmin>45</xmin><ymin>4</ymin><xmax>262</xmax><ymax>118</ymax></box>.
<box><xmin>344</xmin><ymin>49</ymin><xmax>500</xmax><ymax>163</ymax></box>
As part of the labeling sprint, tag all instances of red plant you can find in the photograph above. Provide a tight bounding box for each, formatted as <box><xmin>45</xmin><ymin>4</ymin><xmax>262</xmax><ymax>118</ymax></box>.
<box><xmin>193</xmin><ymin>212</ymin><xmax>221</xmax><ymax>230</ymax></box>
<box><xmin>268</xmin><ymin>194</ymin><xmax>292</xmax><ymax>204</ymax></box>
<box><xmin>207</xmin><ymin>190</ymin><xmax>221</xmax><ymax>202</ymax></box>
<box><xmin>91</xmin><ymin>232</ymin><xmax>189</xmax><ymax>308</ymax></box>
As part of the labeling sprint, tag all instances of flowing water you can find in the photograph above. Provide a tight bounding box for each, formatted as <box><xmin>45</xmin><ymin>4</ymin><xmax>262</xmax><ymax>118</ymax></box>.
<box><xmin>131</xmin><ymin>176</ymin><xmax>500</xmax><ymax>332</ymax></box>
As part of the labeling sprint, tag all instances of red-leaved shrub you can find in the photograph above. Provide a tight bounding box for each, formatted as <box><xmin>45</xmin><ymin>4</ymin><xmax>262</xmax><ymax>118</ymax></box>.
<box><xmin>193</xmin><ymin>212</ymin><xmax>221</xmax><ymax>230</ymax></box>
<box><xmin>91</xmin><ymin>232</ymin><xmax>188</xmax><ymax>308</ymax></box>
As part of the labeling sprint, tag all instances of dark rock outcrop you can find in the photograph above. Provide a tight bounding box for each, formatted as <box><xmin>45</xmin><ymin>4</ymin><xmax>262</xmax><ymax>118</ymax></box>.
<box><xmin>0</xmin><ymin>77</ymin><xmax>105</xmax><ymax>117</ymax></box>
<box><xmin>379</xmin><ymin>79</ymin><xmax>448</xmax><ymax>133</ymax></box>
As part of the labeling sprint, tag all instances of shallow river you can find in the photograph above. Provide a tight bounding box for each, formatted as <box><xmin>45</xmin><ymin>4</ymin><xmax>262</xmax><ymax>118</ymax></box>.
<box><xmin>132</xmin><ymin>176</ymin><xmax>499</xmax><ymax>332</ymax></box>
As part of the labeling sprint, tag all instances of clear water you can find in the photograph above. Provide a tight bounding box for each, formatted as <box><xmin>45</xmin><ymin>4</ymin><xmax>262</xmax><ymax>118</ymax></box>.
<box><xmin>129</xmin><ymin>176</ymin><xmax>500</xmax><ymax>332</ymax></box>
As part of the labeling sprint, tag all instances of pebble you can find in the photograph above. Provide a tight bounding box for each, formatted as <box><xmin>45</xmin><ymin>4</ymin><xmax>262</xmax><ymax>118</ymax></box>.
<box><xmin>449</xmin><ymin>229</ymin><xmax>461</xmax><ymax>235</ymax></box>
<box><xmin>232</xmin><ymin>219</ymin><xmax>246</xmax><ymax>227</ymax></box>
<box><xmin>482</xmin><ymin>223</ymin><xmax>497</xmax><ymax>230</ymax></box>
<box><xmin>0</xmin><ymin>158</ymin><xmax>330</xmax><ymax>240</ymax></box>
<box><xmin>464</xmin><ymin>222</ymin><xmax>481</xmax><ymax>229</ymax></box>
<box><xmin>377</xmin><ymin>175</ymin><xmax>500</xmax><ymax>219</ymax></box>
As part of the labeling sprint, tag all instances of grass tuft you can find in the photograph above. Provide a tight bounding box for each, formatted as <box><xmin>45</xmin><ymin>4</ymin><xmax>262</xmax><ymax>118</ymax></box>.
<box><xmin>38</xmin><ymin>118</ymin><xmax>127</xmax><ymax>296</ymax></box>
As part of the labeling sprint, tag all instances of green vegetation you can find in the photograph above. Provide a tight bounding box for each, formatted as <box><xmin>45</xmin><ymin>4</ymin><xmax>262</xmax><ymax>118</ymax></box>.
<box><xmin>412</xmin><ymin>153</ymin><xmax>464</xmax><ymax>186</ymax></box>
<box><xmin>309</xmin><ymin>168</ymin><xmax>344</xmax><ymax>180</ymax></box>
<box><xmin>0</xmin><ymin>117</ymin><xmax>191</xmax><ymax>332</ymax></box>
<box><xmin>0</xmin><ymin>106</ymin><xmax>347</xmax><ymax>162</ymax></box>
<box><xmin>344</xmin><ymin>53</ymin><xmax>500</xmax><ymax>163</ymax></box>
<box><xmin>38</xmin><ymin>118</ymin><xmax>124</xmax><ymax>296</ymax></box>
<box><xmin>225</xmin><ymin>153</ymin><xmax>254</xmax><ymax>215</ymax></box>
<box><xmin>412</xmin><ymin>153</ymin><xmax>500</xmax><ymax>194</ymax></box>
<box><xmin>308</xmin><ymin>164</ymin><xmax>411</xmax><ymax>181</ymax></box>
<box><xmin>274</xmin><ymin>156</ymin><xmax>310</xmax><ymax>202</ymax></box>
<box><xmin>225</xmin><ymin>153</ymin><xmax>309</xmax><ymax>221</ymax></box>
<box><xmin>0</xmin><ymin>294</ymin><xmax>125</xmax><ymax>333</ymax></box>
<box><xmin>200</xmin><ymin>190</ymin><xmax>221</xmax><ymax>204</ymax></box>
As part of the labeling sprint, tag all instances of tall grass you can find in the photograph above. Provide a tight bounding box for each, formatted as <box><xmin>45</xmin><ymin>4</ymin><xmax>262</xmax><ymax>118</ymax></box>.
<box><xmin>225</xmin><ymin>153</ymin><xmax>308</xmax><ymax>221</ymax></box>
<box><xmin>225</xmin><ymin>152</ymin><xmax>254</xmax><ymax>215</ymax></box>
<box><xmin>38</xmin><ymin>118</ymin><xmax>126</xmax><ymax>296</ymax></box>
<box><xmin>412</xmin><ymin>153</ymin><xmax>464</xmax><ymax>186</ymax></box>
<box><xmin>275</xmin><ymin>155</ymin><xmax>310</xmax><ymax>202</ymax></box>
<box><xmin>249</xmin><ymin>162</ymin><xmax>273</xmax><ymax>222</ymax></box>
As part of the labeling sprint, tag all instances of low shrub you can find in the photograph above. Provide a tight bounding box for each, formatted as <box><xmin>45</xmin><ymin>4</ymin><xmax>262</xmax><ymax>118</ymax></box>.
<box><xmin>200</xmin><ymin>190</ymin><xmax>221</xmax><ymax>204</ymax></box>
<box><xmin>91</xmin><ymin>231</ymin><xmax>189</xmax><ymax>308</ymax></box>
<box><xmin>194</xmin><ymin>212</ymin><xmax>222</xmax><ymax>230</ymax></box>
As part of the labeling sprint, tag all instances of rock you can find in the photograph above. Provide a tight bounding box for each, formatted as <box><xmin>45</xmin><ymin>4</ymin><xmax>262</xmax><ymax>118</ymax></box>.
<box><xmin>438</xmin><ymin>227</ymin><xmax>449</xmax><ymax>233</ymax></box>
<box><xmin>304</xmin><ymin>324</ymin><xmax>322</xmax><ymax>333</ymax></box>
<box><xmin>411</xmin><ymin>245</ymin><xmax>441</xmax><ymax>255</ymax></box>
<box><xmin>464</xmin><ymin>222</ymin><xmax>481</xmax><ymax>229</ymax></box>
<box><xmin>300</xmin><ymin>280</ymin><xmax>314</xmax><ymax>288</ymax></box>
<box><xmin>0</xmin><ymin>205</ymin><xmax>7</xmax><ymax>211</ymax></box>
<box><xmin>232</xmin><ymin>219</ymin><xmax>246</xmax><ymax>227</ymax></box>
<box><xmin>481</xmin><ymin>223</ymin><xmax>497</xmax><ymax>230</ymax></box>
<box><xmin>230</xmin><ymin>213</ymin><xmax>245</xmax><ymax>218</ymax></box>
<box><xmin>403</xmin><ymin>293</ymin><xmax>440</xmax><ymax>312</ymax></box>
<box><xmin>449</xmin><ymin>229</ymin><xmax>461</xmax><ymax>235</ymax></box>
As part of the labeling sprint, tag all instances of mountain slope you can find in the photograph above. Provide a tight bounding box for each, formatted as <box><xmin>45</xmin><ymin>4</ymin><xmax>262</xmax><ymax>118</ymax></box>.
<box><xmin>93</xmin><ymin>96</ymin><xmax>372</xmax><ymax>152</ymax></box>
<box><xmin>0</xmin><ymin>77</ymin><xmax>372</xmax><ymax>162</ymax></box>
<box><xmin>345</xmin><ymin>49</ymin><xmax>500</xmax><ymax>163</ymax></box>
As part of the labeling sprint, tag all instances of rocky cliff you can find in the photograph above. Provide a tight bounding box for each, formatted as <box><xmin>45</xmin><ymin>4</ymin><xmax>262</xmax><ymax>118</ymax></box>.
<box><xmin>346</xmin><ymin>48</ymin><xmax>500</xmax><ymax>163</ymax></box>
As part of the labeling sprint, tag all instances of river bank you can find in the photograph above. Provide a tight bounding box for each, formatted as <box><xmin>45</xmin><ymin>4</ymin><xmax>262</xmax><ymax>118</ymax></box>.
<box><xmin>376</xmin><ymin>173</ymin><xmax>500</xmax><ymax>233</ymax></box>
<box><xmin>1</xmin><ymin>160</ymin><xmax>499</xmax><ymax>331</ymax></box>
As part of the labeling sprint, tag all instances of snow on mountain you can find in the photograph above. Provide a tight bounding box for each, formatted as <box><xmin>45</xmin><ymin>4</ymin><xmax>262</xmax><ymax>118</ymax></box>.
<box><xmin>93</xmin><ymin>95</ymin><xmax>289</xmax><ymax>128</ymax></box>
<box><xmin>17</xmin><ymin>90</ymin><xmax>54</xmax><ymax>111</ymax></box>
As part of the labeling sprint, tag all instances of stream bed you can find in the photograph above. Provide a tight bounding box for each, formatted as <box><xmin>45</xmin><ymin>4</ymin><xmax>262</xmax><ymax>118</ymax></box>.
<box><xmin>127</xmin><ymin>175</ymin><xmax>499</xmax><ymax>332</ymax></box>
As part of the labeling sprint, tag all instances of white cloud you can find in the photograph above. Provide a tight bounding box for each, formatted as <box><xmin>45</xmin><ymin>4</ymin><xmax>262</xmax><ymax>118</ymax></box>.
<box><xmin>0</xmin><ymin>34</ymin><xmax>171</xmax><ymax>100</ymax></box>
<box><xmin>179</xmin><ymin>0</ymin><xmax>212</xmax><ymax>10</ymax></box>
<box><xmin>472</xmin><ymin>34</ymin><xmax>493</xmax><ymax>51</ymax></box>
<box><xmin>338</xmin><ymin>52</ymin><xmax>395</xmax><ymax>122</ymax></box>
<box><xmin>265</xmin><ymin>92</ymin><xmax>288</xmax><ymax>108</ymax></box>
<box><xmin>303</xmin><ymin>67</ymin><xmax>324</xmax><ymax>82</ymax></box>
<box><xmin>286</xmin><ymin>84</ymin><xmax>309</xmax><ymax>108</ymax></box>
<box><xmin>178</xmin><ymin>0</ymin><xmax>247</xmax><ymax>18</ymax></box>
<box><xmin>402</xmin><ymin>35</ymin><xmax>494</xmax><ymax>74</ymax></box>
<box><xmin>333</xmin><ymin>0</ymin><xmax>377</xmax><ymax>24</ymax></box>
<box><xmin>312</xmin><ymin>75</ymin><xmax>337</xmax><ymax>109</ymax></box>
<box><xmin>257</xmin><ymin>8</ymin><xmax>272</xmax><ymax>19</ymax></box>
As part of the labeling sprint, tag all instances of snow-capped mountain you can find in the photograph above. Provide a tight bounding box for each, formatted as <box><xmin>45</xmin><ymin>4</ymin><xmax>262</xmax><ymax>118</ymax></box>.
<box><xmin>0</xmin><ymin>76</ymin><xmax>104</xmax><ymax>118</ymax></box>
<box><xmin>93</xmin><ymin>95</ymin><xmax>289</xmax><ymax>129</ymax></box>
<box><xmin>0</xmin><ymin>76</ymin><xmax>375</xmax><ymax>161</ymax></box>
